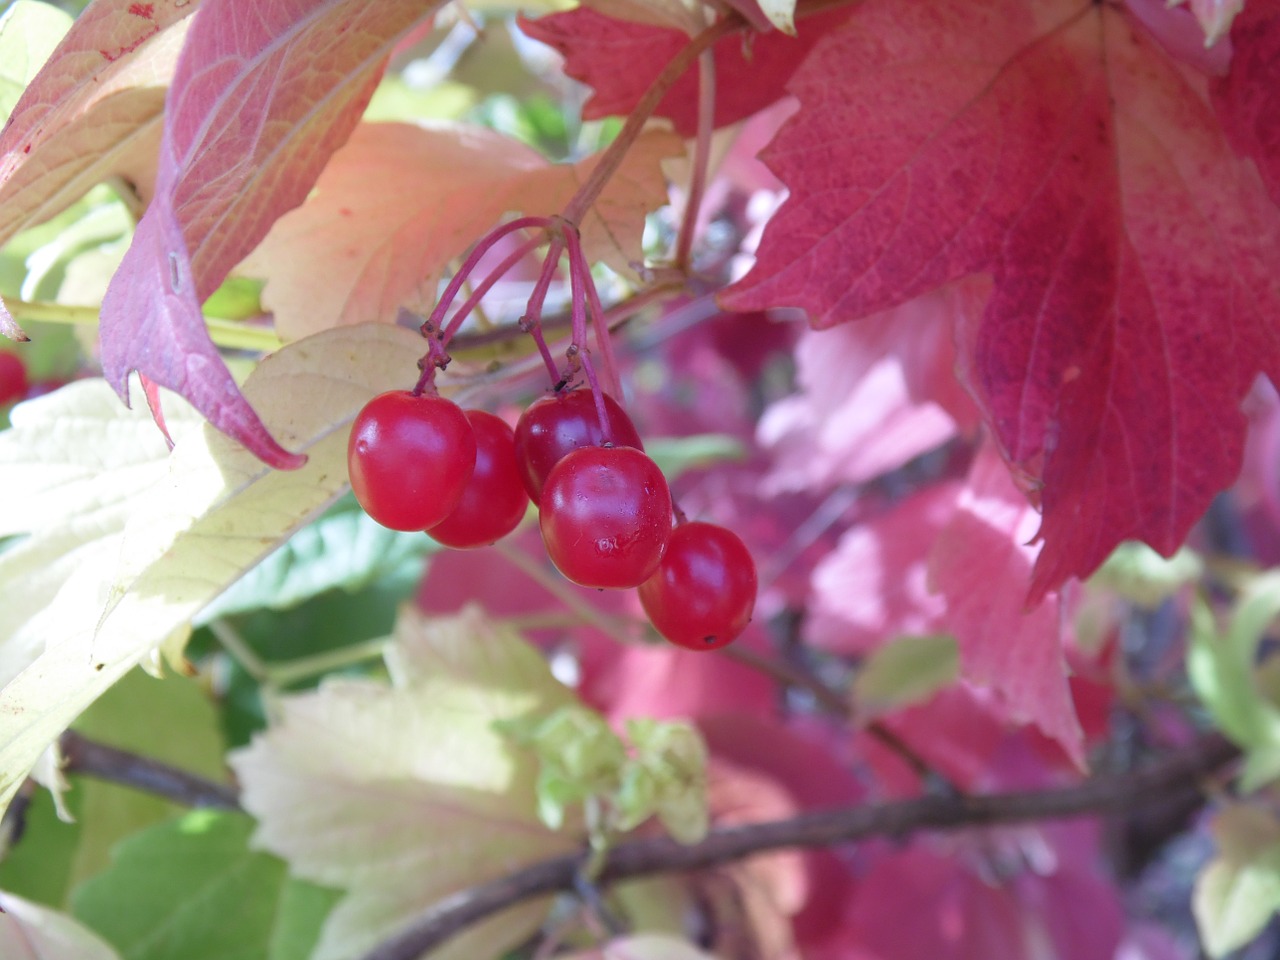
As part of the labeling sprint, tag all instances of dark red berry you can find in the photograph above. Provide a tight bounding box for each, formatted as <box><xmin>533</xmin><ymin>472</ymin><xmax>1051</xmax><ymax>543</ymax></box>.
<box><xmin>428</xmin><ymin>410</ymin><xmax>529</xmax><ymax>548</ymax></box>
<box><xmin>0</xmin><ymin>351</ymin><xmax>29</xmax><ymax>406</ymax></box>
<box><xmin>639</xmin><ymin>522</ymin><xmax>757</xmax><ymax>651</ymax></box>
<box><xmin>514</xmin><ymin>389</ymin><xmax>644</xmax><ymax>504</ymax></box>
<box><xmin>348</xmin><ymin>391</ymin><xmax>476</xmax><ymax>532</ymax></box>
<box><xmin>539</xmin><ymin>445</ymin><xmax>672</xmax><ymax>589</ymax></box>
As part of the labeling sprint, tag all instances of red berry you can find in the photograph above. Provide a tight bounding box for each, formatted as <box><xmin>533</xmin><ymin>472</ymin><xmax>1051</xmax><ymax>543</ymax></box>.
<box><xmin>428</xmin><ymin>410</ymin><xmax>529</xmax><ymax>549</ymax></box>
<box><xmin>0</xmin><ymin>351</ymin><xmax>29</xmax><ymax>406</ymax></box>
<box><xmin>348</xmin><ymin>391</ymin><xmax>476</xmax><ymax>532</ymax></box>
<box><xmin>514</xmin><ymin>389</ymin><xmax>644</xmax><ymax>504</ymax></box>
<box><xmin>539</xmin><ymin>446</ymin><xmax>672</xmax><ymax>589</ymax></box>
<box><xmin>639</xmin><ymin>522</ymin><xmax>757</xmax><ymax>651</ymax></box>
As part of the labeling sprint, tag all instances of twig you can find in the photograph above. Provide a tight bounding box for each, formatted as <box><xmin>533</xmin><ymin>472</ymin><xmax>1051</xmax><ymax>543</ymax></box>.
<box><xmin>358</xmin><ymin>735</ymin><xmax>1237</xmax><ymax>960</ymax></box>
<box><xmin>673</xmin><ymin>47</ymin><xmax>716</xmax><ymax>271</ymax></box>
<box><xmin>59</xmin><ymin>731</ymin><xmax>241</xmax><ymax>812</ymax></box>
<box><xmin>560</xmin><ymin>17</ymin><xmax>739</xmax><ymax>225</ymax></box>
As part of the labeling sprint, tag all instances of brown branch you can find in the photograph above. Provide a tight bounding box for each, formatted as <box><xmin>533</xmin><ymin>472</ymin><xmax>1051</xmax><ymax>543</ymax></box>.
<box><xmin>59</xmin><ymin>731</ymin><xmax>241</xmax><ymax>812</ymax></box>
<box><xmin>359</xmin><ymin>735</ymin><xmax>1238</xmax><ymax>960</ymax></box>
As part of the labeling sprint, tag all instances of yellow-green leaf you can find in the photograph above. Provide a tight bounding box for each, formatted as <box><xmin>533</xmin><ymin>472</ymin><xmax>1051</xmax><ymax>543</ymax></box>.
<box><xmin>230</xmin><ymin>606</ymin><xmax>580</xmax><ymax>960</ymax></box>
<box><xmin>0</xmin><ymin>1</ymin><xmax>72</xmax><ymax>125</ymax></box>
<box><xmin>0</xmin><ymin>324</ymin><xmax>427</xmax><ymax>816</ymax></box>
<box><xmin>1188</xmin><ymin>571</ymin><xmax>1280</xmax><ymax>790</ymax></box>
<box><xmin>852</xmin><ymin>634</ymin><xmax>959</xmax><ymax>720</ymax></box>
<box><xmin>1195</xmin><ymin>804</ymin><xmax>1280</xmax><ymax>957</ymax></box>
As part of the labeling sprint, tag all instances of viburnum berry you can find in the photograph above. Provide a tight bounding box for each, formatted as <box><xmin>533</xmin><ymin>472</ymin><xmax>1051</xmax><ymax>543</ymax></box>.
<box><xmin>427</xmin><ymin>410</ymin><xmax>529</xmax><ymax>549</ymax></box>
<box><xmin>0</xmin><ymin>351</ymin><xmax>28</xmax><ymax>406</ymax></box>
<box><xmin>539</xmin><ymin>445</ymin><xmax>672</xmax><ymax>589</ymax></box>
<box><xmin>639</xmin><ymin>521</ymin><xmax>757</xmax><ymax>651</ymax></box>
<box><xmin>347</xmin><ymin>391</ymin><xmax>476</xmax><ymax>532</ymax></box>
<box><xmin>514</xmin><ymin>389</ymin><xmax>644</xmax><ymax>504</ymax></box>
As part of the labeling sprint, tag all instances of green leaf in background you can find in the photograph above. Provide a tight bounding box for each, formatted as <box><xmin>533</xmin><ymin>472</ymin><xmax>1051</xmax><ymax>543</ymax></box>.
<box><xmin>0</xmin><ymin>1</ymin><xmax>72</xmax><ymax>125</ymax></box>
<box><xmin>1189</xmin><ymin>571</ymin><xmax>1280</xmax><ymax>791</ymax></box>
<box><xmin>852</xmin><ymin>634</ymin><xmax>960</xmax><ymax>720</ymax></box>
<box><xmin>0</xmin><ymin>669</ymin><xmax>225</xmax><ymax>908</ymax></box>
<box><xmin>201</xmin><ymin>277</ymin><xmax>265</xmax><ymax>322</ymax></box>
<box><xmin>0</xmin><ymin>888</ymin><xmax>120</xmax><ymax>960</ymax></box>
<box><xmin>67</xmin><ymin>670</ymin><xmax>228</xmax><ymax>889</ymax></box>
<box><xmin>1194</xmin><ymin>803</ymin><xmax>1280</xmax><ymax>957</ymax></box>
<box><xmin>196</xmin><ymin>497</ymin><xmax>436</xmax><ymax>623</ymax></box>
<box><xmin>0</xmin><ymin>785</ymin><xmax>84</xmax><ymax>908</ymax></box>
<box><xmin>1091</xmin><ymin>542</ymin><xmax>1204</xmax><ymax>609</ymax></box>
<box><xmin>644</xmin><ymin>434</ymin><xmax>747</xmax><ymax>481</ymax></box>
<box><xmin>71</xmin><ymin>810</ymin><xmax>338</xmax><ymax>960</ymax></box>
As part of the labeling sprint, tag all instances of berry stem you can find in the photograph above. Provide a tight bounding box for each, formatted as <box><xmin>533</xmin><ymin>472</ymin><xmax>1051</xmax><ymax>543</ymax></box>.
<box><xmin>440</xmin><ymin>230</ymin><xmax>547</xmax><ymax>344</ymax></box>
<box><xmin>562</xmin><ymin>226</ymin><xmax>623</xmax><ymax>400</ymax></box>
<box><xmin>559</xmin><ymin>16</ymin><xmax>738</xmax><ymax>227</ymax></box>
<box><xmin>563</xmin><ymin>231</ymin><xmax>616</xmax><ymax>444</ymax></box>
<box><xmin>523</xmin><ymin>235</ymin><xmax>568</xmax><ymax>386</ymax></box>
<box><xmin>673</xmin><ymin>48</ymin><xmax>716</xmax><ymax>272</ymax></box>
<box><xmin>422</xmin><ymin>215</ymin><xmax>554</xmax><ymax>339</ymax></box>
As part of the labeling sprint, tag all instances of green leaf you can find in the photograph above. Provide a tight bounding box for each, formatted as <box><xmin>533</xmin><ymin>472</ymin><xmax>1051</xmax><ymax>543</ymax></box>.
<box><xmin>1091</xmin><ymin>541</ymin><xmax>1204</xmax><ymax>608</ymax></box>
<box><xmin>229</xmin><ymin>606</ymin><xmax>580</xmax><ymax>960</ymax></box>
<box><xmin>622</xmin><ymin>718</ymin><xmax>708</xmax><ymax>845</ymax></box>
<box><xmin>0</xmin><ymin>324</ymin><xmax>431</xmax><ymax>816</ymax></box>
<box><xmin>0</xmin><ymin>889</ymin><xmax>120</xmax><ymax>960</ymax></box>
<box><xmin>71</xmin><ymin>810</ymin><xmax>338</xmax><ymax>960</ymax></box>
<box><xmin>202</xmin><ymin>277</ymin><xmax>265</xmax><ymax>322</ymax></box>
<box><xmin>66</xmin><ymin>669</ymin><xmax>228</xmax><ymax>889</ymax></box>
<box><xmin>852</xmin><ymin>634</ymin><xmax>960</xmax><ymax>719</ymax></box>
<box><xmin>0</xmin><ymin>1</ymin><xmax>73</xmax><ymax>126</ymax></box>
<box><xmin>1194</xmin><ymin>804</ymin><xmax>1280</xmax><ymax>957</ymax></box>
<box><xmin>1188</xmin><ymin>572</ymin><xmax>1280</xmax><ymax>789</ymax></box>
<box><xmin>643</xmin><ymin>434</ymin><xmax>747</xmax><ymax>480</ymax></box>
<box><xmin>0</xmin><ymin>786</ymin><xmax>84</xmax><ymax>908</ymax></box>
<box><xmin>196</xmin><ymin>498</ymin><xmax>435</xmax><ymax>623</ymax></box>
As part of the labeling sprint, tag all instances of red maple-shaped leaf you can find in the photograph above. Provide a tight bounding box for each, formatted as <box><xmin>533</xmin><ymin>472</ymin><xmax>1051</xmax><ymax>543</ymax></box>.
<box><xmin>723</xmin><ymin>0</ymin><xmax>1280</xmax><ymax>599</ymax></box>
<box><xmin>98</xmin><ymin>0</ymin><xmax>436</xmax><ymax>467</ymax></box>
<box><xmin>518</xmin><ymin>6</ymin><xmax>851</xmax><ymax>137</ymax></box>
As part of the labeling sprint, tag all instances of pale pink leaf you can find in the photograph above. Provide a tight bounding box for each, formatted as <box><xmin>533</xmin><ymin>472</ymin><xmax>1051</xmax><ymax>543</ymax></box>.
<box><xmin>1168</xmin><ymin>0</ymin><xmax>1245</xmax><ymax>44</ymax></box>
<box><xmin>0</xmin><ymin>890</ymin><xmax>120</xmax><ymax>960</ymax></box>
<box><xmin>928</xmin><ymin>443</ymin><xmax>1085</xmax><ymax>766</ymax></box>
<box><xmin>99</xmin><ymin>0</ymin><xmax>438</xmax><ymax>468</ymax></box>
<box><xmin>805</xmin><ymin>482</ymin><xmax>959</xmax><ymax>653</ymax></box>
<box><xmin>759</xmin><ymin>290</ymin><xmax>975</xmax><ymax>493</ymax></box>
<box><xmin>243</xmin><ymin>122</ymin><xmax>680</xmax><ymax>340</ymax></box>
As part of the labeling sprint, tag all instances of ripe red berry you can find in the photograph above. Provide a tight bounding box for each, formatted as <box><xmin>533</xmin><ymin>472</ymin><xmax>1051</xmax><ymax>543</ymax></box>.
<box><xmin>0</xmin><ymin>351</ymin><xmax>29</xmax><ymax>406</ymax></box>
<box><xmin>539</xmin><ymin>445</ymin><xmax>672</xmax><ymax>589</ymax></box>
<box><xmin>428</xmin><ymin>410</ymin><xmax>529</xmax><ymax>549</ymax></box>
<box><xmin>514</xmin><ymin>389</ymin><xmax>644</xmax><ymax>504</ymax></box>
<box><xmin>639</xmin><ymin>522</ymin><xmax>757</xmax><ymax>651</ymax></box>
<box><xmin>348</xmin><ymin>391</ymin><xmax>476</xmax><ymax>532</ymax></box>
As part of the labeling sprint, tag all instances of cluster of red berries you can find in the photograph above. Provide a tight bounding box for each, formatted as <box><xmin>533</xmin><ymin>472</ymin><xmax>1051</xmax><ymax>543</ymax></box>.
<box><xmin>347</xmin><ymin>387</ymin><xmax>757</xmax><ymax>651</ymax></box>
